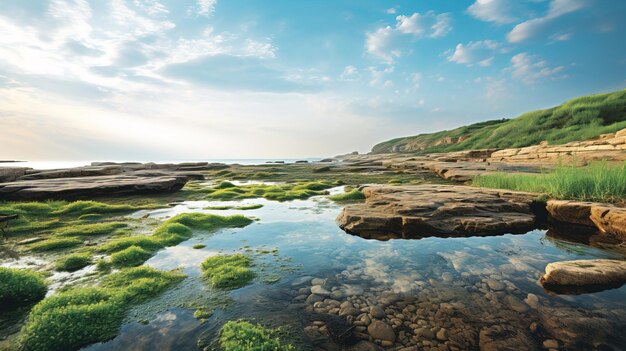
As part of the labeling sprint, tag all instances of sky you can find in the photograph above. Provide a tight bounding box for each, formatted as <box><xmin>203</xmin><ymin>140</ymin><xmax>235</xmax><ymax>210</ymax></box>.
<box><xmin>0</xmin><ymin>0</ymin><xmax>624</xmax><ymax>160</ymax></box>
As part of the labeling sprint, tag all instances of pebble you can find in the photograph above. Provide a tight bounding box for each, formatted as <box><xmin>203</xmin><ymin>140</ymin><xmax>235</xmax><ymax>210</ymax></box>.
<box><xmin>506</xmin><ymin>295</ymin><xmax>529</xmax><ymax>313</ymax></box>
<box><xmin>486</xmin><ymin>279</ymin><xmax>505</xmax><ymax>291</ymax></box>
<box><xmin>367</xmin><ymin>320</ymin><xmax>396</xmax><ymax>342</ymax></box>
<box><xmin>436</xmin><ymin>328</ymin><xmax>448</xmax><ymax>341</ymax></box>
<box><xmin>370</xmin><ymin>305</ymin><xmax>386</xmax><ymax>319</ymax></box>
<box><xmin>311</xmin><ymin>285</ymin><xmax>331</xmax><ymax>296</ymax></box>
<box><xmin>543</xmin><ymin>339</ymin><xmax>559</xmax><ymax>349</ymax></box>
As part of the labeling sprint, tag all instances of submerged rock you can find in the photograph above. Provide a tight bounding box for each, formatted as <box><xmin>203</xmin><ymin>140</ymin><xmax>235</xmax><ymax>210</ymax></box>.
<box><xmin>367</xmin><ymin>320</ymin><xmax>395</xmax><ymax>342</ymax></box>
<box><xmin>336</xmin><ymin>184</ymin><xmax>538</xmax><ymax>239</ymax></box>
<box><xmin>541</xmin><ymin>259</ymin><xmax>626</xmax><ymax>293</ymax></box>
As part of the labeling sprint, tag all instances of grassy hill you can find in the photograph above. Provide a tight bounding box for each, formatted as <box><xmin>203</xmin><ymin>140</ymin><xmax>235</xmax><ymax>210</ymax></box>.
<box><xmin>372</xmin><ymin>89</ymin><xmax>626</xmax><ymax>154</ymax></box>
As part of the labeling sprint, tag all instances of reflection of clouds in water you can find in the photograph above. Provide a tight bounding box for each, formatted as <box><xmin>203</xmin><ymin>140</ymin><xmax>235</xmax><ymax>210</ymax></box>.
<box><xmin>155</xmin><ymin>311</ymin><xmax>178</xmax><ymax>336</ymax></box>
<box><xmin>147</xmin><ymin>246</ymin><xmax>221</xmax><ymax>272</ymax></box>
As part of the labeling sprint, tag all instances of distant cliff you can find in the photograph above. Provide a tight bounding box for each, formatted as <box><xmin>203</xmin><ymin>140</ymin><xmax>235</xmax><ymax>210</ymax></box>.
<box><xmin>371</xmin><ymin>90</ymin><xmax>626</xmax><ymax>154</ymax></box>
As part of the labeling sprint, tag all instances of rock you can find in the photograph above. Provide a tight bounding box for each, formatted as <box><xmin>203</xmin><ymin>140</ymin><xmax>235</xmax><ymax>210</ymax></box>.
<box><xmin>348</xmin><ymin>341</ymin><xmax>381</xmax><ymax>351</ymax></box>
<box><xmin>525</xmin><ymin>293</ymin><xmax>539</xmax><ymax>309</ymax></box>
<box><xmin>506</xmin><ymin>295</ymin><xmax>529</xmax><ymax>313</ymax></box>
<box><xmin>370</xmin><ymin>305</ymin><xmax>386</xmax><ymax>319</ymax></box>
<box><xmin>291</xmin><ymin>276</ymin><xmax>313</xmax><ymax>286</ymax></box>
<box><xmin>436</xmin><ymin>328</ymin><xmax>449</xmax><ymax>341</ymax></box>
<box><xmin>337</xmin><ymin>185</ymin><xmax>538</xmax><ymax>239</ymax></box>
<box><xmin>367</xmin><ymin>320</ymin><xmax>396</xmax><ymax>342</ymax></box>
<box><xmin>590</xmin><ymin>205</ymin><xmax>626</xmax><ymax>240</ymax></box>
<box><xmin>543</xmin><ymin>339</ymin><xmax>559</xmax><ymax>349</ymax></box>
<box><xmin>311</xmin><ymin>285</ymin><xmax>331</xmax><ymax>296</ymax></box>
<box><xmin>541</xmin><ymin>259</ymin><xmax>626</xmax><ymax>293</ymax></box>
<box><xmin>311</xmin><ymin>278</ymin><xmax>326</xmax><ymax>285</ymax></box>
<box><xmin>0</xmin><ymin>174</ymin><xmax>188</xmax><ymax>200</ymax></box>
<box><xmin>486</xmin><ymin>279</ymin><xmax>504</xmax><ymax>291</ymax></box>
<box><xmin>479</xmin><ymin>325</ymin><xmax>537</xmax><ymax>351</ymax></box>
<box><xmin>415</xmin><ymin>327</ymin><xmax>434</xmax><ymax>339</ymax></box>
<box><xmin>306</xmin><ymin>294</ymin><xmax>324</xmax><ymax>304</ymax></box>
<box><xmin>538</xmin><ymin>306</ymin><xmax>622</xmax><ymax>349</ymax></box>
<box><xmin>547</xmin><ymin>200</ymin><xmax>626</xmax><ymax>241</ymax></box>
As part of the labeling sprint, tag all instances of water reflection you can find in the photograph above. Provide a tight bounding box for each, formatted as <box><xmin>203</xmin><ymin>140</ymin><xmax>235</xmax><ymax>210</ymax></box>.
<box><xmin>82</xmin><ymin>195</ymin><xmax>626</xmax><ymax>350</ymax></box>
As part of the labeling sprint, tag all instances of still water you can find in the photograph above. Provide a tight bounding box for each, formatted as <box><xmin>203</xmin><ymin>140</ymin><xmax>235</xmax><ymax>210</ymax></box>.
<box><xmin>81</xmin><ymin>193</ymin><xmax>626</xmax><ymax>350</ymax></box>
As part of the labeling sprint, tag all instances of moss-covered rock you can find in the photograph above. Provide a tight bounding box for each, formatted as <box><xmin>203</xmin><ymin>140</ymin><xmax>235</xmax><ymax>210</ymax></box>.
<box><xmin>110</xmin><ymin>245</ymin><xmax>153</xmax><ymax>268</ymax></box>
<box><xmin>0</xmin><ymin>268</ymin><xmax>47</xmax><ymax>307</ymax></box>
<box><xmin>201</xmin><ymin>254</ymin><xmax>255</xmax><ymax>289</ymax></box>
<box><xmin>55</xmin><ymin>253</ymin><xmax>92</xmax><ymax>272</ymax></box>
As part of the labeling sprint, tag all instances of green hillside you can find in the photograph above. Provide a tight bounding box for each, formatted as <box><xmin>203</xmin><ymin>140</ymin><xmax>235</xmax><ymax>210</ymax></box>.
<box><xmin>372</xmin><ymin>89</ymin><xmax>626</xmax><ymax>154</ymax></box>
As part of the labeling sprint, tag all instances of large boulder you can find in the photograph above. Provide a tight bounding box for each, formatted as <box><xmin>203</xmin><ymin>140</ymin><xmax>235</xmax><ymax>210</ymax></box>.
<box><xmin>540</xmin><ymin>259</ymin><xmax>626</xmax><ymax>293</ymax></box>
<box><xmin>337</xmin><ymin>184</ymin><xmax>539</xmax><ymax>240</ymax></box>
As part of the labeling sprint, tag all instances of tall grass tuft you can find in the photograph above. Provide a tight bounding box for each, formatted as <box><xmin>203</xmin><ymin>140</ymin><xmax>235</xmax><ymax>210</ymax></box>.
<box><xmin>473</xmin><ymin>162</ymin><xmax>626</xmax><ymax>202</ymax></box>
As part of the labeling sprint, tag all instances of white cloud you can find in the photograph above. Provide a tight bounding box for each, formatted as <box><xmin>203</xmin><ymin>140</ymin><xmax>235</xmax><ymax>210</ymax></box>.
<box><xmin>395</xmin><ymin>12</ymin><xmax>452</xmax><ymax>38</ymax></box>
<box><xmin>365</xmin><ymin>26</ymin><xmax>400</xmax><ymax>63</ymax></box>
<box><xmin>339</xmin><ymin>65</ymin><xmax>359</xmax><ymax>81</ymax></box>
<box><xmin>368</xmin><ymin>66</ymin><xmax>394</xmax><ymax>87</ymax></box>
<box><xmin>410</xmin><ymin>72</ymin><xmax>422</xmax><ymax>89</ymax></box>
<box><xmin>197</xmin><ymin>0</ymin><xmax>217</xmax><ymax>16</ymax></box>
<box><xmin>386</xmin><ymin>8</ymin><xmax>397</xmax><ymax>15</ymax></box>
<box><xmin>366</xmin><ymin>11</ymin><xmax>451</xmax><ymax>63</ymax></box>
<box><xmin>448</xmin><ymin>40</ymin><xmax>504</xmax><ymax>66</ymax></box>
<box><xmin>509</xmin><ymin>52</ymin><xmax>567</xmax><ymax>84</ymax></box>
<box><xmin>507</xmin><ymin>0</ymin><xmax>587</xmax><ymax>43</ymax></box>
<box><xmin>467</xmin><ymin>0</ymin><xmax>535</xmax><ymax>24</ymax></box>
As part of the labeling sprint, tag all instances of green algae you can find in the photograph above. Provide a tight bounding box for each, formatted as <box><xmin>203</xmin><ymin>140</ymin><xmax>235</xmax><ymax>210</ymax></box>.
<box><xmin>54</xmin><ymin>253</ymin><xmax>92</xmax><ymax>272</ymax></box>
<box><xmin>219</xmin><ymin>320</ymin><xmax>297</xmax><ymax>351</ymax></box>
<box><xmin>29</xmin><ymin>237</ymin><xmax>83</xmax><ymax>252</ymax></box>
<box><xmin>19</xmin><ymin>267</ymin><xmax>184</xmax><ymax>351</ymax></box>
<box><xmin>203</xmin><ymin>181</ymin><xmax>335</xmax><ymax>202</ymax></box>
<box><xmin>201</xmin><ymin>254</ymin><xmax>255</xmax><ymax>289</ymax></box>
<box><xmin>192</xmin><ymin>244</ymin><xmax>206</xmax><ymax>249</ymax></box>
<box><xmin>55</xmin><ymin>222</ymin><xmax>127</xmax><ymax>237</ymax></box>
<box><xmin>110</xmin><ymin>246</ymin><xmax>153</xmax><ymax>268</ymax></box>
<box><xmin>0</xmin><ymin>268</ymin><xmax>47</xmax><ymax>307</ymax></box>
<box><xmin>328</xmin><ymin>189</ymin><xmax>365</xmax><ymax>202</ymax></box>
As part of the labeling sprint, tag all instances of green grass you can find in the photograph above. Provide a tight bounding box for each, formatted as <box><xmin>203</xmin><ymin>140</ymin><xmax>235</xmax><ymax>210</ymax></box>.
<box><xmin>473</xmin><ymin>162</ymin><xmax>626</xmax><ymax>202</ymax></box>
<box><xmin>97</xmin><ymin>236</ymin><xmax>164</xmax><ymax>254</ymax></box>
<box><xmin>110</xmin><ymin>246</ymin><xmax>153</xmax><ymax>268</ymax></box>
<box><xmin>219</xmin><ymin>320</ymin><xmax>297</xmax><ymax>351</ymax></box>
<box><xmin>29</xmin><ymin>237</ymin><xmax>83</xmax><ymax>252</ymax></box>
<box><xmin>55</xmin><ymin>253</ymin><xmax>92</xmax><ymax>272</ymax></box>
<box><xmin>201</xmin><ymin>254</ymin><xmax>255</xmax><ymax>289</ymax></box>
<box><xmin>193</xmin><ymin>244</ymin><xmax>206</xmax><ymax>249</ymax></box>
<box><xmin>19</xmin><ymin>267</ymin><xmax>184</xmax><ymax>351</ymax></box>
<box><xmin>0</xmin><ymin>268</ymin><xmax>47</xmax><ymax>307</ymax></box>
<box><xmin>328</xmin><ymin>189</ymin><xmax>365</xmax><ymax>202</ymax></box>
<box><xmin>55</xmin><ymin>222</ymin><xmax>127</xmax><ymax>237</ymax></box>
<box><xmin>373</xmin><ymin>89</ymin><xmax>626</xmax><ymax>153</ymax></box>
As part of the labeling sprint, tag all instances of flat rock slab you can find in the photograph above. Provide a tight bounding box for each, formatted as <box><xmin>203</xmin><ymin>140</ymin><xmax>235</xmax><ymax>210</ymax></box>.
<box><xmin>336</xmin><ymin>184</ymin><xmax>539</xmax><ymax>240</ymax></box>
<box><xmin>541</xmin><ymin>259</ymin><xmax>626</xmax><ymax>294</ymax></box>
<box><xmin>0</xmin><ymin>174</ymin><xmax>188</xmax><ymax>200</ymax></box>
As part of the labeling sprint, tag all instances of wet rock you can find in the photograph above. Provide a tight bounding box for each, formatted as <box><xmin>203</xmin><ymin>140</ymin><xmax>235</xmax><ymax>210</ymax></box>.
<box><xmin>337</xmin><ymin>185</ymin><xmax>538</xmax><ymax>240</ymax></box>
<box><xmin>311</xmin><ymin>285</ymin><xmax>331</xmax><ymax>296</ymax></box>
<box><xmin>306</xmin><ymin>294</ymin><xmax>324</xmax><ymax>304</ymax></box>
<box><xmin>367</xmin><ymin>320</ymin><xmax>396</xmax><ymax>342</ymax></box>
<box><xmin>543</xmin><ymin>339</ymin><xmax>559</xmax><ymax>349</ymax></box>
<box><xmin>370</xmin><ymin>305</ymin><xmax>386</xmax><ymax>319</ymax></box>
<box><xmin>436</xmin><ymin>328</ymin><xmax>449</xmax><ymax>341</ymax></box>
<box><xmin>506</xmin><ymin>295</ymin><xmax>529</xmax><ymax>313</ymax></box>
<box><xmin>415</xmin><ymin>327</ymin><xmax>434</xmax><ymax>339</ymax></box>
<box><xmin>486</xmin><ymin>279</ymin><xmax>504</xmax><ymax>291</ymax></box>
<box><xmin>525</xmin><ymin>293</ymin><xmax>539</xmax><ymax>309</ymax></box>
<box><xmin>540</xmin><ymin>259</ymin><xmax>626</xmax><ymax>292</ymax></box>
<box><xmin>291</xmin><ymin>276</ymin><xmax>313</xmax><ymax>286</ymax></box>
<box><xmin>311</xmin><ymin>278</ymin><xmax>326</xmax><ymax>285</ymax></box>
<box><xmin>479</xmin><ymin>325</ymin><xmax>537</xmax><ymax>351</ymax></box>
<box><xmin>538</xmin><ymin>306</ymin><xmax>621</xmax><ymax>349</ymax></box>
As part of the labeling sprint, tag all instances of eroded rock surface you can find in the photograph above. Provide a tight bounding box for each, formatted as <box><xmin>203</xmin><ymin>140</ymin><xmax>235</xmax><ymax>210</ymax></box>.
<box><xmin>541</xmin><ymin>259</ymin><xmax>626</xmax><ymax>292</ymax></box>
<box><xmin>547</xmin><ymin>200</ymin><xmax>626</xmax><ymax>240</ymax></box>
<box><xmin>0</xmin><ymin>174</ymin><xmax>188</xmax><ymax>200</ymax></box>
<box><xmin>337</xmin><ymin>184</ymin><xmax>539</xmax><ymax>239</ymax></box>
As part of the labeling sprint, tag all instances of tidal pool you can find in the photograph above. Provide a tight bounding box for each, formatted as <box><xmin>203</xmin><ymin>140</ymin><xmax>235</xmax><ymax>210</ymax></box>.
<box><xmin>75</xmin><ymin>194</ymin><xmax>626</xmax><ymax>350</ymax></box>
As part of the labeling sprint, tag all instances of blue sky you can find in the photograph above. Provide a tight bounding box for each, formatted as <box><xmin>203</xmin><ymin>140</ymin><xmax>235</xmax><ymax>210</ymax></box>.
<box><xmin>0</xmin><ymin>0</ymin><xmax>624</xmax><ymax>160</ymax></box>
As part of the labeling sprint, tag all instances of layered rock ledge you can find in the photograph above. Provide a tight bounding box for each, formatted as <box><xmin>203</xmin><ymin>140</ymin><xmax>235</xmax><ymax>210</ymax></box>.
<box><xmin>0</xmin><ymin>162</ymin><xmax>225</xmax><ymax>200</ymax></box>
<box><xmin>547</xmin><ymin>200</ymin><xmax>626</xmax><ymax>240</ymax></box>
<box><xmin>336</xmin><ymin>184</ymin><xmax>540</xmax><ymax>240</ymax></box>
